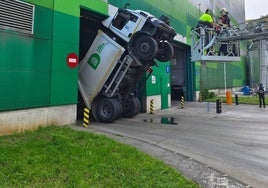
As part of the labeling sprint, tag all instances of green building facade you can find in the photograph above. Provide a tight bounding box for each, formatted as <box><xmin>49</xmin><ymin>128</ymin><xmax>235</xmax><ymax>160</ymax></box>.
<box><xmin>0</xmin><ymin>0</ymin><xmax>107</xmax><ymax>111</ymax></box>
<box><xmin>0</xmin><ymin>0</ymin><xmax>108</xmax><ymax>134</ymax></box>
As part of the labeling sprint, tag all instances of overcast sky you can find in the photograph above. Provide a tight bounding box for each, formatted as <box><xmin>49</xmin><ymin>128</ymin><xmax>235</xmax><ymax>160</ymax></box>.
<box><xmin>244</xmin><ymin>0</ymin><xmax>268</xmax><ymax>19</ymax></box>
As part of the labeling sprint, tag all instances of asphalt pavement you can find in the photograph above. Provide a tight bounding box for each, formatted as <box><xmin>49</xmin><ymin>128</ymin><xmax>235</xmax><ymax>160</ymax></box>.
<box><xmin>72</xmin><ymin>101</ymin><xmax>268</xmax><ymax>188</ymax></box>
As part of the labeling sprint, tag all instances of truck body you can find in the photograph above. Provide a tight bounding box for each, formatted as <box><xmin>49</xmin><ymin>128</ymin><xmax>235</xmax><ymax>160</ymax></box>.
<box><xmin>79</xmin><ymin>8</ymin><xmax>176</xmax><ymax>123</ymax></box>
<box><xmin>79</xmin><ymin>30</ymin><xmax>125</xmax><ymax>107</ymax></box>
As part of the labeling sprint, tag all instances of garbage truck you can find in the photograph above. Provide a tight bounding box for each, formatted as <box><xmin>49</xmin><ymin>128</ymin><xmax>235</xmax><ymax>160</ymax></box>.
<box><xmin>78</xmin><ymin>7</ymin><xmax>176</xmax><ymax>123</ymax></box>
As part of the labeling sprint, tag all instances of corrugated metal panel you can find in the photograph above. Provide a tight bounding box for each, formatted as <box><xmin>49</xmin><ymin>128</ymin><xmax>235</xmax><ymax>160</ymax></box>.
<box><xmin>0</xmin><ymin>0</ymin><xmax>35</xmax><ymax>34</ymax></box>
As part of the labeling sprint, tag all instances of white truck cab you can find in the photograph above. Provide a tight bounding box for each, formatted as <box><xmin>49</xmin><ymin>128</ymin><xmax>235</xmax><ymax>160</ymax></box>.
<box><xmin>107</xmin><ymin>9</ymin><xmax>153</xmax><ymax>42</ymax></box>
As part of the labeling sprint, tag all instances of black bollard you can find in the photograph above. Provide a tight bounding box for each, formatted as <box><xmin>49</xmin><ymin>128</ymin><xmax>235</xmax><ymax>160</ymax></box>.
<box><xmin>216</xmin><ymin>99</ymin><xmax>222</xmax><ymax>114</ymax></box>
<box><xmin>235</xmin><ymin>95</ymin><xmax>239</xmax><ymax>105</ymax></box>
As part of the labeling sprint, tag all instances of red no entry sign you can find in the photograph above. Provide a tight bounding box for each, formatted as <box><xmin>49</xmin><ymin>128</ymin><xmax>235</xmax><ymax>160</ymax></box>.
<box><xmin>67</xmin><ymin>53</ymin><xmax>78</xmax><ymax>68</ymax></box>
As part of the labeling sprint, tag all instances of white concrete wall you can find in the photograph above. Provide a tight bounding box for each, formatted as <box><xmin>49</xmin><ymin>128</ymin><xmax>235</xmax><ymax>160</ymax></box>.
<box><xmin>0</xmin><ymin>105</ymin><xmax>77</xmax><ymax>135</ymax></box>
<box><xmin>146</xmin><ymin>94</ymin><xmax>171</xmax><ymax>113</ymax></box>
<box><xmin>146</xmin><ymin>95</ymin><xmax>161</xmax><ymax>113</ymax></box>
<box><xmin>168</xmin><ymin>94</ymin><xmax>171</xmax><ymax>107</ymax></box>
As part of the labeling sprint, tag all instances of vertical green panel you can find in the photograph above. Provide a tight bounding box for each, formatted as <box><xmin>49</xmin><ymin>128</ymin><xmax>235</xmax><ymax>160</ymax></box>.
<box><xmin>0</xmin><ymin>71</ymin><xmax>51</xmax><ymax>110</ymax></box>
<box><xmin>146</xmin><ymin>70</ymin><xmax>161</xmax><ymax>96</ymax></box>
<box><xmin>49</xmin><ymin>1</ymin><xmax>108</xmax><ymax>105</ymax></box>
<box><xmin>0</xmin><ymin>4</ymin><xmax>52</xmax><ymax>111</ymax></box>
<box><xmin>146</xmin><ymin>62</ymin><xmax>171</xmax><ymax>108</ymax></box>
<box><xmin>48</xmin><ymin>10</ymin><xmax>82</xmax><ymax>105</ymax></box>
<box><xmin>50</xmin><ymin>72</ymin><xmax>78</xmax><ymax>105</ymax></box>
<box><xmin>160</xmin><ymin>63</ymin><xmax>171</xmax><ymax>109</ymax></box>
<box><xmin>50</xmin><ymin>39</ymin><xmax>79</xmax><ymax>105</ymax></box>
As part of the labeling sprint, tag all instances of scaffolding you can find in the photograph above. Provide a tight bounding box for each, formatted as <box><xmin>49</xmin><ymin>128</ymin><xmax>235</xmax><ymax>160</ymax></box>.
<box><xmin>191</xmin><ymin>20</ymin><xmax>268</xmax><ymax>93</ymax></box>
<box><xmin>191</xmin><ymin>21</ymin><xmax>268</xmax><ymax>63</ymax></box>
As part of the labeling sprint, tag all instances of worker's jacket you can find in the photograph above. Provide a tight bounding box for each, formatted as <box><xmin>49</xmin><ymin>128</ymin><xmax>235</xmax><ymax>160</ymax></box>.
<box><xmin>258</xmin><ymin>87</ymin><xmax>265</xmax><ymax>95</ymax></box>
<box><xmin>218</xmin><ymin>15</ymin><xmax>230</xmax><ymax>27</ymax></box>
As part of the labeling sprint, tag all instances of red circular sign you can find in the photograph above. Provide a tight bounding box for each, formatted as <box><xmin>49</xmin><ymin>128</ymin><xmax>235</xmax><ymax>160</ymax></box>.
<box><xmin>67</xmin><ymin>53</ymin><xmax>78</xmax><ymax>68</ymax></box>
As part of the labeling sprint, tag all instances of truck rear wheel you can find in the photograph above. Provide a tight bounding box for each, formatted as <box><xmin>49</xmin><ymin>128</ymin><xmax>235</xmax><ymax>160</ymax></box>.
<box><xmin>132</xmin><ymin>35</ymin><xmax>158</xmax><ymax>60</ymax></box>
<box><xmin>122</xmin><ymin>96</ymin><xmax>141</xmax><ymax>118</ymax></box>
<box><xmin>113</xmin><ymin>98</ymin><xmax>122</xmax><ymax>119</ymax></box>
<box><xmin>91</xmin><ymin>96</ymin><xmax>101</xmax><ymax>122</ymax></box>
<box><xmin>97</xmin><ymin>97</ymin><xmax>118</xmax><ymax>123</ymax></box>
<box><xmin>156</xmin><ymin>41</ymin><xmax>174</xmax><ymax>62</ymax></box>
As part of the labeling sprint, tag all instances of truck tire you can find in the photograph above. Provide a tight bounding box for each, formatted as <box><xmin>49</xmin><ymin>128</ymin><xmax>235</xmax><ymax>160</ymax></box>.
<box><xmin>97</xmin><ymin>97</ymin><xmax>118</xmax><ymax>123</ymax></box>
<box><xmin>122</xmin><ymin>96</ymin><xmax>141</xmax><ymax>118</ymax></box>
<box><xmin>132</xmin><ymin>35</ymin><xmax>158</xmax><ymax>60</ymax></box>
<box><xmin>156</xmin><ymin>41</ymin><xmax>174</xmax><ymax>62</ymax></box>
<box><xmin>91</xmin><ymin>96</ymin><xmax>101</xmax><ymax>122</ymax></box>
<box><xmin>132</xmin><ymin>97</ymin><xmax>141</xmax><ymax>115</ymax></box>
<box><xmin>112</xmin><ymin>98</ymin><xmax>122</xmax><ymax>119</ymax></box>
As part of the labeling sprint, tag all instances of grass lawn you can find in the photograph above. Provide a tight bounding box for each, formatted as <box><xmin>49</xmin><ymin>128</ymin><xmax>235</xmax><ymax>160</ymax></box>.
<box><xmin>0</xmin><ymin>126</ymin><xmax>200</xmax><ymax>188</ymax></box>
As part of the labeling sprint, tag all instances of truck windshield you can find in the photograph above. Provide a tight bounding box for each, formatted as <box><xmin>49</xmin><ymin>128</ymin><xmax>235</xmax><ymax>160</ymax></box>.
<box><xmin>112</xmin><ymin>9</ymin><xmax>138</xmax><ymax>30</ymax></box>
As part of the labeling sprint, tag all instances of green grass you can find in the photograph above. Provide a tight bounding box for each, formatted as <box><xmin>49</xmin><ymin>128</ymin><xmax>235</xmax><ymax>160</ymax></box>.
<box><xmin>205</xmin><ymin>95</ymin><xmax>268</xmax><ymax>105</ymax></box>
<box><xmin>0</xmin><ymin>126</ymin><xmax>200</xmax><ymax>188</ymax></box>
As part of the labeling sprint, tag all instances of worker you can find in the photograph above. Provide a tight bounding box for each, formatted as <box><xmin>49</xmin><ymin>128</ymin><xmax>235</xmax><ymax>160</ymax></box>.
<box><xmin>197</xmin><ymin>9</ymin><xmax>215</xmax><ymax>50</ymax></box>
<box><xmin>217</xmin><ymin>8</ymin><xmax>231</xmax><ymax>55</ymax></box>
<box><xmin>257</xmin><ymin>83</ymin><xmax>265</xmax><ymax>108</ymax></box>
<box><xmin>217</xmin><ymin>8</ymin><xmax>230</xmax><ymax>28</ymax></box>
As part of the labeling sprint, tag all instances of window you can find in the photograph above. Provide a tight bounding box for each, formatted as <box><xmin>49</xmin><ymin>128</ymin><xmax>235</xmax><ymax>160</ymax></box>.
<box><xmin>112</xmin><ymin>12</ymin><xmax>129</xmax><ymax>30</ymax></box>
<box><xmin>0</xmin><ymin>0</ymin><xmax>35</xmax><ymax>34</ymax></box>
<box><xmin>112</xmin><ymin>9</ymin><xmax>138</xmax><ymax>30</ymax></box>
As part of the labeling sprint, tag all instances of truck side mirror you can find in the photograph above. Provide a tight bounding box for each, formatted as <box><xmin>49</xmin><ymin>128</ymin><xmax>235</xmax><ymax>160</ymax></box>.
<box><xmin>124</xmin><ymin>3</ymin><xmax>130</xmax><ymax>9</ymax></box>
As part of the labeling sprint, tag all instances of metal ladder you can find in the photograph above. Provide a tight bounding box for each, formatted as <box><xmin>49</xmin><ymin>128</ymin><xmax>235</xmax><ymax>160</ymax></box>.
<box><xmin>104</xmin><ymin>55</ymin><xmax>133</xmax><ymax>97</ymax></box>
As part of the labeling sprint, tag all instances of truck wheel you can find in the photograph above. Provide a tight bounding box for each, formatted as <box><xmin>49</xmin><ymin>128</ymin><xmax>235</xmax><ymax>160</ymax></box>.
<box><xmin>133</xmin><ymin>35</ymin><xmax>158</xmax><ymax>60</ymax></box>
<box><xmin>97</xmin><ymin>98</ymin><xmax>118</xmax><ymax>123</ymax></box>
<box><xmin>132</xmin><ymin>97</ymin><xmax>141</xmax><ymax>115</ymax></box>
<box><xmin>156</xmin><ymin>41</ymin><xmax>174</xmax><ymax>62</ymax></box>
<box><xmin>91</xmin><ymin>96</ymin><xmax>101</xmax><ymax>122</ymax></box>
<box><xmin>122</xmin><ymin>97</ymin><xmax>141</xmax><ymax>118</ymax></box>
<box><xmin>112</xmin><ymin>98</ymin><xmax>122</xmax><ymax>119</ymax></box>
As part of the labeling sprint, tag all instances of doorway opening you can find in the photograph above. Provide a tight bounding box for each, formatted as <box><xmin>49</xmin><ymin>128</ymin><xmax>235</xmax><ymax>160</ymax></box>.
<box><xmin>77</xmin><ymin>8</ymin><xmax>108</xmax><ymax>120</ymax></box>
<box><xmin>171</xmin><ymin>46</ymin><xmax>186</xmax><ymax>101</ymax></box>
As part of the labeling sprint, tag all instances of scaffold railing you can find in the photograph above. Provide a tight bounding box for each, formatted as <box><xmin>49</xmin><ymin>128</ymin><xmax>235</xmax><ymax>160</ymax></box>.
<box><xmin>191</xmin><ymin>20</ymin><xmax>268</xmax><ymax>62</ymax></box>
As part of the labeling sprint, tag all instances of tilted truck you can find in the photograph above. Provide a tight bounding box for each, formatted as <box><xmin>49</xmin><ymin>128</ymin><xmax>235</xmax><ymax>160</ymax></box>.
<box><xmin>78</xmin><ymin>7</ymin><xmax>176</xmax><ymax>123</ymax></box>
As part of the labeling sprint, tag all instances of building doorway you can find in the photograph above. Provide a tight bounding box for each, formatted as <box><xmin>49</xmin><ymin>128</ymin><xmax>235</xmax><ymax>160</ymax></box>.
<box><xmin>170</xmin><ymin>44</ymin><xmax>193</xmax><ymax>102</ymax></box>
<box><xmin>77</xmin><ymin>8</ymin><xmax>108</xmax><ymax>120</ymax></box>
<box><xmin>171</xmin><ymin>46</ymin><xmax>186</xmax><ymax>100</ymax></box>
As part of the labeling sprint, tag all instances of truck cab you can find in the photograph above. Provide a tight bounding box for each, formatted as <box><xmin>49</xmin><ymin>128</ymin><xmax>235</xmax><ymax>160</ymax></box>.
<box><xmin>104</xmin><ymin>8</ymin><xmax>176</xmax><ymax>62</ymax></box>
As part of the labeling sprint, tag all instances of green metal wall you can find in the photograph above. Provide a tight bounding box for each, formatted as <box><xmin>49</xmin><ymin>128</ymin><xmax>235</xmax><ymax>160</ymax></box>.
<box><xmin>0</xmin><ymin>0</ymin><xmax>107</xmax><ymax>111</ymax></box>
<box><xmin>146</xmin><ymin>62</ymin><xmax>171</xmax><ymax>109</ymax></box>
<box><xmin>196</xmin><ymin>59</ymin><xmax>246</xmax><ymax>91</ymax></box>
